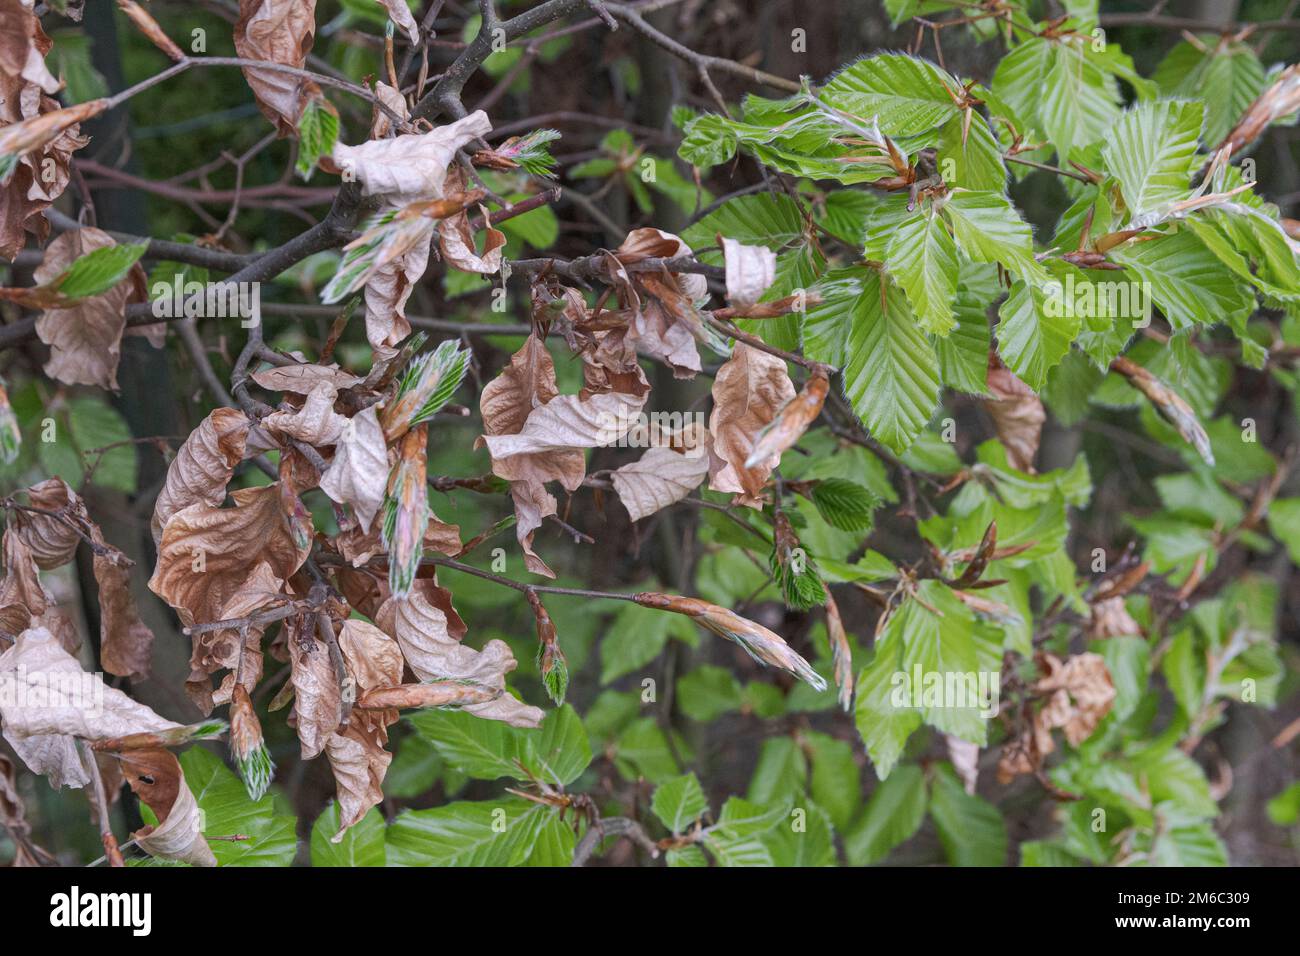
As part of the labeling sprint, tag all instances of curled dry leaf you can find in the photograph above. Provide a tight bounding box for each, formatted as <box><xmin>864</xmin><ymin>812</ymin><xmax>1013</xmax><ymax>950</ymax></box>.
<box><xmin>0</xmin><ymin>627</ymin><xmax>182</xmax><ymax>788</ymax></box>
<box><xmin>1001</xmin><ymin>651</ymin><xmax>1117</xmax><ymax>783</ymax></box>
<box><xmin>11</xmin><ymin>476</ymin><xmax>88</xmax><ymax>569</ymax></box>
<box><xmin>370</xmin><ymin>80</ymin><xmax>407</xmax><ymax>138</ymax></box>
<box><xmin>326</xmin><ymin>618</ymin><xmax>404</xmax><ymax>840</ymax></box>
<box><xmin>1111</xmin><ymin>355</ymin><xmax>1214</xmax><ymax>466</ymax></box>
<box><xmin>0</xmin><ymin>2</ymin><xmax>88</xmax><ymax>260</ymax></box>
<box><xmin>824</xmin><ymin>586</ymin><xmax>853</xmax><ymax>712</ymax></box>
<box><xmin>361</xmin><ymin>221</ymin><xmax>431</xmax><ymax>351</ymax></box>
<box><xmin>152</xmin><ymin>408</ymin><xmax>251</xmax><ymax>545</ymax></box>
<box><xmin>480</xmin><ymin>388</ymin><xmax>646</xmax><ymax>460</ymax></box>
<box><xmin>120</xmin><ymin>748</ymin><xmax>217</xmax><ymax>867</ymax></box>
<box><xmin>325</xmin><ymin>722</ymin><xmax>390</xmax><ymax>843</ymax></box>
<box><xmin>1087</xmin><ymin>596</ymin><xmax>1142</xmax><ymax>639</ymax></box>
<box><xmin>375</xmin><ymin>578</ymin><xmax>544</xmax><ymax>728</ymax></box>
<box><xmin>720</xmin><ymin>236</ymin><xmax>777</xmax><ymax>309</ymax></box>
<box><xmin>615</xmin><ymin>228</ymin><xmax>708</xmax><ymax>300</ymax></box>
<box><xmin>607</xmin><ymin>229</ymin><xmax>714</xmax><ymax>379</ymax></box>
<box><xmin>478</xmin><ymin>334</ymin><xmax>584</xmax><ymax>577</ymax></box>
<box><xmin>984</xmin><ymin>353</ymin><xmax>1044</xmax><ymax>473</ymax></box>
<box><xmin>337</xmin><ymin>618</ymin><xmax>404</xmax><ymax>699</ymax></box>
<box><xmin>115</xmin><ymin>0</ymin><xmax>185</xmax><ymax>61</ymax></box>
<box><xmin>610</xmin><ymin>421</ymin><xmax>710</xmax><ymax>522</ymax></box>
<box><xmin>251</xmin><ymin>363</ymin><xmax>362</xmax><ymax>395</ymax></box>
<box><xmin>331</xmin><ymin>111</ymin><xmax>491</xmax><ymax>349</ymax></box>
<box><xmin>1034</xmin><ymin>652</ymin><xmax>1116</xmax><ymax>746</ymax></box>
<box><xmin>33</xmin><ymin>228</ymin><xmax>141</xmax><ymax>391</ymax></box>
<box><xmin>708</xmin><ymin>342</ymin><xmax>796</xmax><ymax>508</ymax></box>
<box><xmin>287</xmin><ymin>613</ymin><xmax>343</xmax><ymax>760</ymax></box>
<box><xmin>373</xmin><ymin>0</ymin><xmax>420</xmax><ymax>43</ymax></box>
<box><xmin>333</xmin><ymin>111</ymin><xmax>491</xmax><ymax>206</ymax></box>
<box><xmin>149</xmin><ymin>483</ymin><xmax>310</xmax><ymax>630</ymax></box>
<box><xmin>439</xmin><ymin>202</ymin><xmax>506</xmax><ymax>274</ymax></box>
<box><xmin>319</xmin><ymin>404</ymin><xmax>387</xmax><ymax>533</ymax></box>
<box><xmin>234</xmin><ymin>0</ymin><xmax>321</xmax><ymax>136</ymax></box>
<box><xmin>0</xmin><ymin>752</ymin><xmax>53</xmax><ymax>866</ymax></box>
<box><xmin>633</xmin><ymin>591</ymin><xmax>826</xmax><ymax>690</ymax></box>
<box><xmin>93</xmin><ymin>544</ymin><xmax>155</xmax><ymax>679</ymax></box>
<box><xmin>945</xmin><ymin>734</ymin><xmax>980</xmax><ymax>795</ymax></box>
<box><xmin>261</xmin><ymin>379</ymin><xmax>349</xmax><ymax>446</ymax></box>
<box><xmin>8</xmin><ymin>476</ymin><xmax>154</xmax><ymax>676</ymax></box>
<box><xmin>192</xmin><ymin>560</ymin><xmax>281</xmax><ymax>714</ymax></box>
<box><xmin>0</xmin><ymin>527</ymin><xmax>46</xmax><ymax>636</ymax></box>
<box><xmin>744</xmin><ymin>369</ymin><xmax>829</xmax><ymax>470</ymax></box>
<box><xmin>8</xmin><ymin>477</ymin><xmax>154</xmax><ymax>676</ymax></box>
<box><xmin>0</xmin><ymin>0</ymin><xmax>60</xmax><ymax>97</ymax></box>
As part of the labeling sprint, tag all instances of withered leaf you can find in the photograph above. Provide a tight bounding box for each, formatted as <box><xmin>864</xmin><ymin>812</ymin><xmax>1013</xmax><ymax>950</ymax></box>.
<box><xmin>261</xmin><ymin>379</ymin><xmax>348</xmax><ymax>446</ymax></box>
<box><xmin>0</xmin><ymin>5</ymin><xmax>86</xmax><ymax>260</ymax></box>
<box><xmin>325</xmin><ymin>721</ymin><xmax>390</xmax><ymax>843</ymax></box>
<box><xmin>610</xmin><ymin>423</ymin><xmax>710</xmax><ymax>522</ymax></box>
<box><xmin>0</xmin><ymin>627</ymin><xmax>182</xmax><ymax>788</ymax></box>
<box><xmin>984</xmin><ymin>353</ymin><xmax>1043</xmax><ymax>474</ymax></box>
<box><xmin>287</xmin><ymin>613</ymin><xmax>342</xmax><ymax>760</ymax></box>
<box><xmin>234</xmin><ymin>0</ymin><xmax>321</xmax><ymax>136</ymax></box>
<box><xmin>120</xmin><ymin>748</ymin><xmax>217</xmax><ymax>867</ymax></box>
<box><xmin>33</xmin><ymin>228</ymin><xmax>137</xmax><ymax>390</ymax></box>
<box><xmin>11</xmin><ymin>476</ymin><xmax>88</xmax><ymax>569</ymax></box>
<box><xmin>332</xmin><ymin>111</ymin><xmax>491</xmax><ymax>206</ymax></box>
<box><xmin>152</xmin><ymin>407</ymin><xmax>251</xmax><ymax>545</ymax></box>
<box><xmin>149</xmin><ymin>483</ymin><xmax>310</xmax><ymax>630</ymax></box>
<box><xmin>708</xmin><ymin>342</ymin><xmax>795</xmax><ymax>508</ymax></box>
<box><xmin>93</xmin><ymin>545</ymin><xmax>155</xmax><ymax>679</ymax></box>
<box><xmin>721</xmin><ymin>236</ymin><xmax>776</xmax><ymax>308</ymax></box>
<box><xmin>0</xmin><ymin>527</ymin><xmax>46</xmax><ymax>637</ymax></box>
<box><xmin>319</xmin><ymin>405</ymin><xmax>388</xmax><ymax>533</ymax></box>
<box><xmin>478</xmin><ymin>334</ymin><xmax>584</xmax><ymax>577</ymax></box>
<box><xmin>373</xmin><ymin>0</ymin><xmax>419</xmax><ymax>43</ymax></box>
<box><xmin>375</xmin><ymin>579</ymin><xmax>543</xmax><ymax>728</ymax></box>
<box><xmin>251</xmin><ymin>363</ymin><xmax>363</xmax><ymax>394</ymax></box>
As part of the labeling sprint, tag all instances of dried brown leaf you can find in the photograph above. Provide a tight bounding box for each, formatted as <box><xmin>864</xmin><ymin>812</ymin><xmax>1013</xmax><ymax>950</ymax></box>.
<box><xmin>148</xmin><ymin>483</ymin><xmax>309</xmax><ymax>630</ymax></box>
<box><xmin>120</xmin><ymin>748</ymin><xmax>216</xmax><ymax>867</ymax></box>
<box><xmin>0</xmin><ymin>627</ymin><xmax>181</xmax><ymax>788</ymax></box>
<box><xmin>720</xmin><ymin>236</ymin><xmax>776</xmax><ymax>308</ymax></box>
<box><xmin>234</xmin><ymin>0</ymin><xmax>321</xmax><ymax>135</ymax></box>
<box><xmin>708</xmin><ymin>342</ymin><xmax>795</xmax><ymax>508</ymax></box>
<box><xmin>152</xmin><ymin>407</ymin><xmax>251</xmax><ymax>544</ymax></box>
<box><xmin>33</xmin><ymin>228</ymin><xmax>134</xmax><ymax>390</ymax></box>
<box><xmin>984</xmin><ymin>353</ymin><xmax>1043</xmax><ymax>473</ymax></box>
<box><xmin>610</xmin><ymin>423</ymin><xmax>710</xmax><ymax>522</ymax></box>
<box><xmin>375</xmin><ymin>579</ymin><xmax>543</xmax><ymax>728</ymax></box>
<box><xmin>319</xmin><ymin>405</ymin><xmax>387</xmax><ymax>533</ymax></box>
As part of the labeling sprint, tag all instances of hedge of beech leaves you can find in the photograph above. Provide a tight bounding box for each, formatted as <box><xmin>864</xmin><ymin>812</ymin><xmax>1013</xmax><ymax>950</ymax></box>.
<box><xmin>0</xmin><ymin>0</ymin><xmax>1299</xmax><ymax>867</ymax></box>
